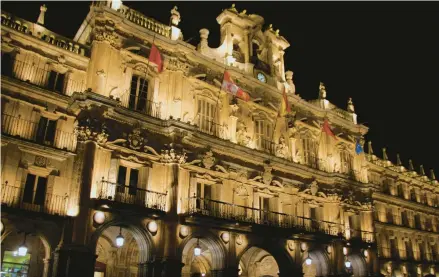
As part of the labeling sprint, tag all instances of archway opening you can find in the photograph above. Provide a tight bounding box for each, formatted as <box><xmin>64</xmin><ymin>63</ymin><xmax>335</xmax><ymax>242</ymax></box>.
<box><xmin>1</xmin><ymin>229</ymin><xmax>49</xmax><ymax>276</ymax></box>
<box><xmin>348</xmin><ymin>254</ymin><xmax>367</xmax><ymax>277</ymax></box>
<box><xmin>94</xmin><ymin>226</ymin><xmax>140</xmax><ymax>277</ymax></box>
<box><xmin>182</xmin><ymin>238</ymin><xmax>214</xmax><ymax>277</ymax></box>
<box><xmin>239</xmin><ymin>246</ymin><xmax>279</xmax><ymax>277</ymax></box>
<box><xmin>302</xmin><ymin>250</ymin><xmax>329</xmax><ymax>277</ymax></box>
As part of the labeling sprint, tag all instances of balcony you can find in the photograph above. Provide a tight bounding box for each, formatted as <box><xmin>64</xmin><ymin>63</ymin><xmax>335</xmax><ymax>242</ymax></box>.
<box><xmin>1</xmin><ymin>182</ymin><xmax>69</xmax><ymax>216</ymax></box>
<box><xmin>2</xmin><ymin>57</ymin><xmax>86</xmax><ymax>96</ymax></box>
<box><xmin>2</xmin><ymin>113</ymin><xmax>77</xmax><ymax>152</ymax></box>
<box><xmin>185</xmin><ymin>197</ymin><xmax>373</xmax><ymax>242</ymax></box>
<box><xmin>196</xmin><ymin>118</ymin><xmax>228</xmax><ymax>140</ymax></box>
<box><xmin>117</xmin><ymin>93</ymin><xmax>162</xmax><ymax>119</ymax></box>
<box><xmin>95</xmin><ymin>180</ymin><xmax>167</xmax><ymax>211</ymax></box>
<box><xmin>1</xmin><ymin>113</ymin><xmax>77</xmax><ymax>152</ymax></box>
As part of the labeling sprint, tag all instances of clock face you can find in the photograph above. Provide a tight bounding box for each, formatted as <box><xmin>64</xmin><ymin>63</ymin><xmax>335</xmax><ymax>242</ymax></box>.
<box><xmin>257</xmin><ymin>72</ymin><xmax>267</xmax><ymax>83</ymax></box>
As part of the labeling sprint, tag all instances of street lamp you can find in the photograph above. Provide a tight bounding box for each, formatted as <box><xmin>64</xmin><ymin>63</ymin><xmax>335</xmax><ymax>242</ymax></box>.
<box><xmin>115</xmin><ymin>227</ymin><xmax>124</xmax><ymax>247</ymax></box>
<box><xmin>18</xmin><ymin>233</ymin><xmax>28</xmax><ymax>256</ymax></box>
<box><xmin>305</xmin><ymin>253</ymin><xmax>312</xmax><ymax>265</ymax></box>
<box><xmin>194</xmin><ymin>238</ymin><xmax>201</xmax><ymax>256</ymax></box>
<box><xmin>345</xmin><ymin>259</ymin><xmax>352</xmax><ymax>269</ymax></box>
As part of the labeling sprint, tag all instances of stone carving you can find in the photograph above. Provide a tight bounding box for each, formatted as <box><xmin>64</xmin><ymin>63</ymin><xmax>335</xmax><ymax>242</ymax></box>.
<box><xmin>202</xmin><ymin>150</ymin><xmax>216</xmax><ymax>169</ymax></box>
<box><xmin>170</xmin><ymin>6</ymin><xmax>181</xmax><ymax>26</ymax></box>
<box><xmin>229</xmin><ymin>103</ymin><xmax>239</xmax><ymax>117</ymax></box>
<box><xmin>126</xmin><ymin>128</ymin><xmax>145</xmax><ymax>150</ymax></box>
<box><xmin>236</xmin><ymin>121</ymin><xmax>251</xmax><ymax>146</ymax></box>
<box><xmin>262</xmin><ymin>162</ymin><xmax>273</xmax><ymax>186</ymax></box>
<box><xmin>319</xmin><ymin>82</ymin><xmax>327</xmax><ymax>99</ymax></box>
<box><xmin>75</xmin><ymin>126</ymin><xmax>108</xmax><ymax>144</ymax></box>
<box><xmin>160</xmin><ymin>148</ymin><xmax>187</xmax><ymax>164</ymax></box>
<box><xmin>75</xmin><ymin>106</ymin><xmax>109</xmax><ymax>144</ymax></box>
<box><xmin>94</xmin><ymin>20</ymin><xmax>120</xmax><ymax>48</ymax></box>
<box><xmin>309</xmin><ymin>180</ymin><xmax>318</xmax><ymax>196</ymax></box>
<box><xmin>34</xmin><ymin>155</ymin><xmax>47</xmax><ymax>167</ymax></box>
<box><xmin>166</xmin><ymin>57</ymin><xmax>191</xmax><ymax>74</ymax></box>
<box><xmin>234</xmin><ymin>185</ymin><xmax>249</xmax><ymax>198</ymax></box>
<box><xmin>347</xmin><ymin>97</ymin><xmax>355</xmax><ymax>113</ymax></box>
<box><xmin>275</xmin><ymin>135</ymin><xmax>288</xmax><ymax>158</ymax></box>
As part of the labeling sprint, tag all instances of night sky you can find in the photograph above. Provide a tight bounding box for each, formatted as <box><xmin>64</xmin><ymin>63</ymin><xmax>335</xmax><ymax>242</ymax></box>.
<box><xmin>2</xmin><ymin>1</ymin><xmax>438</xmax><ymax>175</ymax></box>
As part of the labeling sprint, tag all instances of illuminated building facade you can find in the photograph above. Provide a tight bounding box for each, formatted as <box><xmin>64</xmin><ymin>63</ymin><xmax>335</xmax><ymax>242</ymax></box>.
<box><xmin>1</xmin><ymin>2</ymin><xmax>438</xmax><ymax>277</ymax></box>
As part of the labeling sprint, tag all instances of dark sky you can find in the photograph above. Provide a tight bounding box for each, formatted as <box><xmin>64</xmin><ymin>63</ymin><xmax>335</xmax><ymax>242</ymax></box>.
<box><xmin>3</xmin><ymin>1</ymin><xmax>438</xmax><ymax>175</ymax></box>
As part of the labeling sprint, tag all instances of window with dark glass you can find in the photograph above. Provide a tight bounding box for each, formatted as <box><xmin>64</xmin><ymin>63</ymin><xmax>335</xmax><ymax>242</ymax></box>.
<box><xmin>390</xmin><ymin>239</ymin><xmax>399</xmax><ymax>258</ymax></box>
<box><xmin>116</xmin><ymin>165</ymin><xmax>139</xmax><ymax>196</ymax></box>
<box><xmin>36</xmin><ymin>116</ymin><xmax>57</xmax><ymax>146</ymax></box>
<box><xmin>23</xmin><ymin>173</ymin><xmax>47</xmax><ymax>205</ymax></box>
<box><xmin>48</xmin><ymin>70</ymin><xmax>65</xmax><ymax>93</ymax></box>
<box><xmin>129</xmin><ymin>75</ymin><xmax>148</xmax><ymax>112</ymax></box>
<box><xmin>405</xmin><ymin>241</ymin><xmax>413</xmax><ymax>259</ymax></box>
<box><xmin>1</xmin><ymin>53</ymin><xmax>13</xmax><ymax>77</ymax></box>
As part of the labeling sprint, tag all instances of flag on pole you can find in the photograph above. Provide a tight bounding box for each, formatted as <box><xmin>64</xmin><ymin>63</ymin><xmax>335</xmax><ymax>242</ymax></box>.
<box><xmin>221</xmin><ymin>71</ymin><xmax>250</xmax><ymax>101</ymax></box>
<box><xmin>355</xmin><ymin>139</ymin><xmax>364</xmax><ymax>154</ymax></box>
<box><xmin>322</xmin><ymin>119</ymin><xmax>337</xmax><ymax>139</ymax></box>
<box><xmin>280</xmin><ymin>86</ymin><xmax>291</xmax><ymax>117</ymax></box>
<box><xmin>149</xmin><ymin>44</ymin><xmax>163</xmax><ymax>73</ymax></box>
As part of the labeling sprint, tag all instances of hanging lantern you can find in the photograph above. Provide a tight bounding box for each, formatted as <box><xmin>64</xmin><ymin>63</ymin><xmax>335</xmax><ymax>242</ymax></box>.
<box><xmin>305</xmin><ymin>253</ymin><xmax>312</xmax><ymax>265</ymax></box>
<box><xmin>17</xmin><ymin>233</ymin><xmax>28</xmax><ymax>256</ymax></box>
<box><xmin>345</xmin><ymin>259</ymin><xmax>352</xmax><ymax>268</ymax></box>
<box><xmin>115</xmin><ymin>227</ymin><xmax>125</xmax><ymax>247</ymax></box>
<box><xmin>194</xmin><ymin>238</ymin><xmax>201</xmax><ymax>256</ymax></box>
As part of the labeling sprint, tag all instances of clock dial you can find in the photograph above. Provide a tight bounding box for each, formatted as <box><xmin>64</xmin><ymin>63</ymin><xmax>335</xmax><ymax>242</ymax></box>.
<box><xmin>257</xmin><ymin>72</ymin><xmax>266</xmax><ymax>83</ymax></box>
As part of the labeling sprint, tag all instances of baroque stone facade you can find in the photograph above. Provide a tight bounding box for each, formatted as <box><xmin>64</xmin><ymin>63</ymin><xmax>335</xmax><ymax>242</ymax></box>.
<box><xmin>1</xmin><ymin>1</ymin><xmax>438</xmax><ymax>277</ymax></box>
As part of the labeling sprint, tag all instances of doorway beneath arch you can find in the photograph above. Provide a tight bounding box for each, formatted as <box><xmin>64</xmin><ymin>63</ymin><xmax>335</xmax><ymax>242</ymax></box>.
<box><xmin>94</xmin><ymin>226</ymin><xmax>140</xmax><ymax>277</ymax></box>
<box><xmin>239</xmin><ymin>246</ymin><xmax>279</xmax><ymax>277</ymax></box>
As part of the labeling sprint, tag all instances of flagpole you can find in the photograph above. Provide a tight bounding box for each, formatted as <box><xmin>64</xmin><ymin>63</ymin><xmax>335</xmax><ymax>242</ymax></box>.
<box><xmin>140</xmin><ymin>34</ymin><xmax>157</xmax><ymax>109</ymax></box>
<box><xmin>209</xmin><ymin>65</ymin><xmax>228</xmax><ymax>135</ymax></box>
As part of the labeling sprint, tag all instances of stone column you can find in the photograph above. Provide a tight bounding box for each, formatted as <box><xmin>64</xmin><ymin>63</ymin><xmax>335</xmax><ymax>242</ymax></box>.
<box><xmin>279</xmin><ymin>50</ymin><xmax>286</xmax><ymax>82</ymax></box>
<box><xmin>160</xmin><ymin>163</ymin><xmax>184</xmax><ymax>277</ymax></box>
<box><xmin>43</xmin><ymin>258</ymin><xmax>52</xmax><ymax>277</ymax></box>
<box><xmin>289</xmin><ymin>137</ymin><xmax>297</xmax><ymax>162</ymax></box>
<box><xmin>330</xmin><ymin>239</ymin><xmax>346</xmax><ymax>277</ymax></box>
<box><xmin>51</xmin><ymin>141</ymin><xmax>97</xmax><ymax>277</ymax></box>
<box><xmin>224</xmin><ymin>232</ymin><xmax>239</xmax><ymax>277</ymax></box>
<box><xmin>229</xmin><ymin>115</ymin><xmax>238</xmax><ymax>143</ymax></box>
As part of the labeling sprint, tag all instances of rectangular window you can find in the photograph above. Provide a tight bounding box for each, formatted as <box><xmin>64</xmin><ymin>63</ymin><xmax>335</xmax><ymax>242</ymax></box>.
<box><xmin>36</xmin><ymin>116</ymin><xmax>57</xmax><ymax>146</ymax></box>
<box><xmin>48</xmin><ymin>70</ymin><xmax>65</xmax><ymax>93</ymax></box>
<box><xmin>255</xmin><ymin>120</ymin><xmax>272</xmax><ymax>151</ymax></box>
<box><xmin>340</xmin><ymin>151</ymin><xmax>352</xmax><ymax>174</ymax></box>
<box><xmin>197</xmin><ymin>99</ymin><xmax>215</xmax><ymax>134</ymax></box>
<box><xmin>195</xmin><ymin>182</ymin><xmax>212</xmax><ymax>211</ymax></box>
<box><xmin>129</xmin><ymin>168</ymin><xmax>139</xmax><ymax>195</ymax></box>
<box><xmin>390</xmin><ymin>239</ymin><xmax>399</xmax><ymax>258</ymax></box>
<box><xmin>1</xmin><ymin>251</ymin><xmax>31</xmax><ymax>276</ymax></box>
<box><xmin>129</xmin><ymin>75</ymin><xmax>148</xmax><ymax>112</ymax></box>
<box><xmin>260</xmin><ymin>197</ymin><xmax>270</xmax><ymax>223</ymax></box>
<box><xmin>302</xmin><ymin>138</ymin><xmax>316</xmax><ymax>167</ymax></box>
<box><xmin>405</xmin><ymin>241</ymin><xmax>413</xmax><ymax>259</ymax></box>
<box><xmin>23</xmin><ymin>173</ymin><xmax>47</xmax><ymax>205</ymax></box>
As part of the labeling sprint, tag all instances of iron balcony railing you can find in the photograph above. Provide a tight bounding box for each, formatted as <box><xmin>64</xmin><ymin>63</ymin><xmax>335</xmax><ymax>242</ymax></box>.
<box><xmin>96</xmin><ymin>180</ymin><xmax>167</xmax><ymax>211</ymax></box>
<box><xmin>2</xmin><ymin>58</ymin><xmax>86</xmax><ymax>96</ymax></box>
<box><xmin>1</xmin><ymin>113</ymin><xmax>77</xmax><ymax>152</ymax></box>
<box><xmin>1</xmin><ymin>183</ymin><xmax>69</xmax><ymax>216</ymax></box>
<box><xmin>186</xmin><ymin>197</ymin><xmax>374</xmax><ymax>242</ymax></box>
<box><xmin>117</xmin><ymin>93</ymin><xmax>162</xmax><ymax>119</ymax></box>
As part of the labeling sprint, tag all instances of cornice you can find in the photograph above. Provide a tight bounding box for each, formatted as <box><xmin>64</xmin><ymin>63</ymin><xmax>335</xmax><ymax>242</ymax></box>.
<box><xmin>374</xmin><ymin>221</ymin><xmax>439</xmax><ymax>237</ymax></box>
<box><xmin>373</xmin><ymin>192</ymin><xmax>439</xmax><ymax>215</ymax></box>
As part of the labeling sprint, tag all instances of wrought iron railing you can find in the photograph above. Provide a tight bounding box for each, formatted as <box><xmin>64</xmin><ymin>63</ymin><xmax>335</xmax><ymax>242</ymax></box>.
<box><xmin>117</xmin><ymin>93</ymin><xmax>162</xmax><ymax>119</ymax></box>
<box><xmin>96</xmin><ymin>180</ymin><xmax>167</xmax><ymax>211</ymax></box>
<box><xmin>255</xmin><ymin>137</ymin><xmax>275</xmax><ymax>154</ymax></box>
<box><xmin>2</xmin><ymin>58</ymin><xmax>86</xmax><ymax>95</ymax></box>
<box><xmin>185</xmin><ymin>197</ymin><xmax>375</xmax><ymax>241</ymax></box>
<box><xmin>1</xmin><ymin>183</ymin><xmax>69</xmax><ymax>216</ymax></box>
<box><xmin>1</xmin><ymin>113</ymin><xmax>77</xmax><ymax>152</ymax></box>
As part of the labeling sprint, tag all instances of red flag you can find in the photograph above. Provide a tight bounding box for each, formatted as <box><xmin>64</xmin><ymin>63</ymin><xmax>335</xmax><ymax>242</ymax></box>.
<box><xmin>221</xmin><ymin>71</ymin><xmax>250</xmax><ymax>101</ymax></box>
<box><xmin>149</xmin><ymin>44</ymin><xmax>163</xmax><ymax>73</ymax></box>
<box><xmin>322</xmin><ymin>119</ymin><xmax>337</xmax><ymax>139</ymax></box>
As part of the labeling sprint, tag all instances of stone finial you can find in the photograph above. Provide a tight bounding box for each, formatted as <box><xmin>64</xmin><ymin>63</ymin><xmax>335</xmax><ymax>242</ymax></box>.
<box><xmin>319</xmin><ymin>82</ymin><xmax>327</xmax><ymax>99</ymax></box>
<box><xmin>408</xmin><ymin>159</ymin><xmax>414</xmax><ymax>171</ymax></box>
<box><xmin>382</xmin><ymin>148</ymin><xmax>388</xmax><ymax>161</ymax></box>
<box><xmin>275</xmin><ymin>29</ymin><xmax>280</xmax><ymax>36</ymax></box>
<box><xmin>368</xmin><ymin>141</ymin><xmax>373</xmax><ymax>155</ymax></box>
<box><xmin>285</xmin><ymin>71</ymin><xmax>296</xmax><ymax>95</ymax></box>
<box><xmin>430</xmin><ymin>169</ymin><xmax>436</xmax><ymax>181</ymax></box>
<box><xmin>170</xmin><ymin>6</ymin><xmax>181</xmax><ymax>26</ymax></box>
<box><xmin>420</xmin><ymin>165</ymin><xmax>425</xmax><ymax>176</ymax></box>
<box><xmin>396</xmin><ymin>154</ymin><xmax>402</xmax><ymax>166</ymax></box>
<box><xmin>239</xmin><ymin>9</ymin><xmax>247</xmax><ymax>15</ymax></box>
<box><xmin>268</xmin><ymin>24</ymin><xmax>273</xmax><ymax>31</ymax></box>
<box><xmin>228</xmin><ymin>3</ymin><xmax>238</xmax><ymax>13</ymax></box>
<box><xmin>198</xmin><ymin>29</ymin><xmax>209</xmax><ymax>50</ymax></box>
<box><xmin>347</xmin><ymin>98</ymin><xmax>355</xmax><ymax>113</ymax></box>
<box><xmin>37</xmin><ymin>4</ymin><xmax>47</xmax><ymax>25</ymax></box>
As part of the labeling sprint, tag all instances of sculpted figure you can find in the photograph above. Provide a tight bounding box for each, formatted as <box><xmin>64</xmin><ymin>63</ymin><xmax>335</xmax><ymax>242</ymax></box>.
<box><xmin>170</xmin><ymin>6</ymin><xmax>181</xmax><ymax>26</ymax></box>
<box><xmin>275</xmin><ymin>135</ymin><xmax>288</xmax><ymax>158</ymax></box>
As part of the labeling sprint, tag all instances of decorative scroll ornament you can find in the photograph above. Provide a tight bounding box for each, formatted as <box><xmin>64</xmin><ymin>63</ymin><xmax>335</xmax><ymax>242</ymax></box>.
<box><xmin>202</xmin><ymin>150</ymin><xmax>216</xmax><ymax>169</ymax></box>
<box><xmin>160</xmin><ymin>149</ymin><xmax>187</xmax><ymax>164</ymax></box>
<box><xmin>94</xmin><ymin>20</ymin><xmax>120</xmax><ymax>48</ymax></box>
<box><xmin>34</xmin><ymin>156</ymin><xmax>48</xmax><ymax>167</ymax></box>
